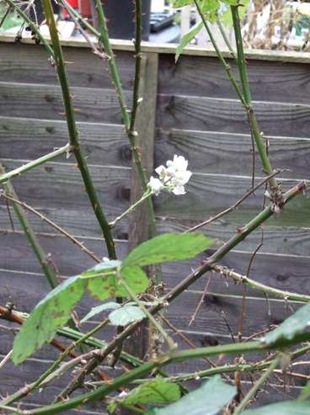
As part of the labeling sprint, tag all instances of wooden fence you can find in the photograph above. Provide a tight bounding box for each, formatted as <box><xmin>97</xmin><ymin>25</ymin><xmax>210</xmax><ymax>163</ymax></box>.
<box><xmin>0</xmin><ymin>39</ymin><xmax>310</xmax><ymax>412</ymax></box>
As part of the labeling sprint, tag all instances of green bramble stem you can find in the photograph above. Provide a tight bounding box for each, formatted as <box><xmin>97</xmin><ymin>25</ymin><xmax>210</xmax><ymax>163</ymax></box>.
<box><xmin>0</xmin><ymin>168</ymin><xmax>58</xmax><ymax>289</ymax></box>
<box><xmin>0</xmin><ymin>144</ymin><xmax>71</xmax><ymax>184</ymax></box>
<box><xmin>109</xmin><ymin>188</ymin><xmax>153</xmax><ymax>228</ymax></box>
<box><xmin>230</xmin><ymin>4</ymin><xmax>280</xmax><ymax>194</ymax></box>
<box><xmin>41</xmin><ymin>0</ymin><xmax>116</xmax><ymax>259</ymax></box>
<box><xmin>95</xmin><ymin>0</ymin><xmax>157</xmax><ymax>236</ymax></box>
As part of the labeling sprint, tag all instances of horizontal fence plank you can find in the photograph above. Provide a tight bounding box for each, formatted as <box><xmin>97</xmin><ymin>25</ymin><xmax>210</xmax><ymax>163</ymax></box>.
<box><xmin>0</xmin><ymin>82</ymin><xmax>131</xmax><ymax>123</ymax></box>
<box><xmin>0</xmin><ymin>43</ymin><xmax>135</xmax><ymax>89</ymax></box>
<box><xmin>0</xmin><ymin>117</ymin><xmax>130</xmax><ymax>166</ymax></box>
<box><xmin>0</xmin><ymin>160</ymin><xmax>131</xmax><ymax>215</ymax></box>
<box><xmin>1</xmin><ymin>117</ymin><xmax>309</xmax><ymax>178</ymax></box>
<box><xmin>1</xmin><ymin>232</ymin><xmax>309</xmax><ymax>299</ymax></box>
<box><xmin>154</xmin><ymin>174</ymin><xmax>309</xmax><ymax>227</ymax></box>
<box><xmin>162</xmin><ymin>251</ymin><xmax>310</xmax><ymax>298</ymax></box>
<box><xmin>157</xmin><ymin>94</ymin><xmax>310</xmax><ymax>137</ymax></box>
<box><xmin>159</xmin><ymin>54</ymin><xmax>310</xmax><ymax>104</ymax></box>
<box><xmin>0</xmin><ymin>353</ymin><xmax>111</xmax><ymax>412</ymax></box>
<box><xmin>1</xmin><ymin>207</ymin><xmax>310</xmax><ymax>257</ymax></box>
<box><xmin>1</xmin><ymin>159</ymin><xmax>308</xmax><ymax>228</ymax></box>
<box><xmin>156</xmin><ymin>129</ymin><xmax>310</xmax><ymax>178</ymax></box>
<box><xmin>0</xmin><ymin>232</ymin><xmax>127</xmax><ymax>276</ymax></box>
<box><xmin>166</xmin><ymin>290</ymin><xmax>301</xmax><ymax>338</ymax></box>
<box><xmin>158</xmin><ymin>219</ymin><xmax>310</xmax><ymax>257</ymax></box>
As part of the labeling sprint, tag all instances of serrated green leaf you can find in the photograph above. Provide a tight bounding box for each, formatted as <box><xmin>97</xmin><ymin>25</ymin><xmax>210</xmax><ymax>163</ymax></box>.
<box><xmin>12</xmin><ymin>276</ymin><xmax>86</xmax><ymax>364</ymax></box>
<box><xmin>242</xmin><ymin>401</ymin><xmax>310</xmax><ymax>414</ymax></box>
<box><xmin>262</xmin><ymin>302</ymin><xmax>310</xmax><ymax>347</ymax></box>
<box><xmin>87</xmin><ymin>266</ymin><xmax>149</xmax><ymax>300</ymax></box>
<box><xmin>176</xmin><ymin>21</ymin><xmax>203</xmax><ymax>62</ymax></box>
<box><xmin>110</xmin><ymin>379</ymin><xmax>180</xmax><ymax>412</ymax></box>
<box><xmin>153</xmin><ymin>375</ymin><xmax>236</xmax><ymax>415</ymax></box>
<box><xmin>123</xmin><ymin>233</ymin><xmax>212</xmax><ymax>268</ymax></box>
<box><xmin>299</xmin><ymin>381</ymin><xmax>310</xmax><ymax>401</ymax></box>
<box><xmin>109</xmin><ymin>305</ymin><xmax>146</xmax><ymax>326</ymax></box>
<box><xmin>81</xmin><ymin>302</ymin><xmax>120</xmax><ymax>323</ymax></box>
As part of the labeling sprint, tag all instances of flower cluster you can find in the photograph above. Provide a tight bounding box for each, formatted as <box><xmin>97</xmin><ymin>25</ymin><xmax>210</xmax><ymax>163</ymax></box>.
<box><xmin>148</xmin><ymin>155</ymin><xmax>192</xmax><ymax>196</ymax></box>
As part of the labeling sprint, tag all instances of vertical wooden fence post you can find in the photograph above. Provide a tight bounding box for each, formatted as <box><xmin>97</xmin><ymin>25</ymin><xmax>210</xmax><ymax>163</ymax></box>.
<box><xmin>124</xmin><ymin>51</ymin><xmax>159</xmax><ymax>360</ymax></box>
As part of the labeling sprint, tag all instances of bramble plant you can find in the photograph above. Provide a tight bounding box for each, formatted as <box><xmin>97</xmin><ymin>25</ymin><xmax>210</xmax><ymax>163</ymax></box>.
<box><xmin>0</xmin><ymin>1</ymin><xmax>309</xmax><ymax>414</ymax></box>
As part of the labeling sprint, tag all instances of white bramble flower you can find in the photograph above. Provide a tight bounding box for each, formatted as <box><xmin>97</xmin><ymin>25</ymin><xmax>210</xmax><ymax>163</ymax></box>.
<box><xmin>148</xmin><ymin>176</ymin><xmax>164</xmax><ymax>196</ymax></box>
<box><xmin>147</xmin><ymin>155</ymin><xmax>192</xmax><ymax>196</ymax></box>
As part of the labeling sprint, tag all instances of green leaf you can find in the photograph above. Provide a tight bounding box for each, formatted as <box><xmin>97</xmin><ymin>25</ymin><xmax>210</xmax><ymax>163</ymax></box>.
<box><xmin>109</xmin><ymin>380</ymin><xmax>181</xmax><ymax>413</ymax></box>
<box><xmin>12</xmin><ymin>276</ymin><xmax>86</xmax><ymax>364</ymax></box>
<box><xmin>123</xmin><ymin>233</ymin><xmax>213</xmax><ymax>268</ymax></box>
<box><xmin>220</xmin><ymin>0</ymin><xmax>250</xmax><ymax>26</ymax></box>
<box><xmin>80</xmin><ymin>302</ymin><xmax>120</xmax><ymax>323</ymax></box>
<box><xmin>176</xmin><ymin>21</ymin><xmax>203</xmax><ymax>62</ymax></box>
<box><xmin>242</xmin><ymin>401</ymin><xmax>310</xmax><ymax>414</ymax></box>
<box><xmin>298</xmin><ymin>381</ymin><xmax>310</xmax><ymax>401</ymax></box>
<box><xmin>81</xmin><ymin>260</ymin><xmax>121</xmax><ymax>277</ymax></box>
<box><xmin>262</xmin><ymin>302</ymin><xmax>310</xmax><ymax>347</ymax></box>
<box><xmin>109</xmin><ymin>305</ymin><xmax>146</xmax><ymax>326</ymax></box>
<box><xmin>121</xmin><ymin>265</ymin><xmax>150</xmax><ymax>295</ymax></box>
<box><xmin>87</xmin><ymin>265</ymin><xmax>149</xmax><ymax>300</ymax></box>
<box><xmin>200</xmin><ymin>0</ymin><xmax>220</xmax><ymax>22</ymax></box>
<box><xmin>153</xmin><ymin>375</ymin><xmax>236</xmax><ymax>415</ymax></box>
<box><xmin>171</xmin><ymin>0</ymin><xmax>194</xmax><ymax>8</ymax></box>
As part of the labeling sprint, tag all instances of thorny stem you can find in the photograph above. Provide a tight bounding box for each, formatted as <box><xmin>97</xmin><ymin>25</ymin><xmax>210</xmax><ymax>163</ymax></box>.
<box><xmin>0</xmin><ymin>168</ymin><xmax>58</xmax><ymax>289</ymax></box>
<box><xmin>230</xmin><ymin>5</ymin><xmax>280</xmax><ymax>195</ymax></box>
<box><xmin>194</xmin><ymin>0</ymin><xmax>245</xmax><ymax>105</ymax></box>
<box><xmin>109</xmin><ymin>188</ymin><xmax>153</xmax><ymax>227</ymax></box>
<box><xmin>234</xmin><ymin>357</ymin><xmax>280</xmax><ymax>415</ymax></box>
<box><xmin>41</xmin><ymin>0</ymin><xmax>116</xmax><ymax>259</ymax></box>
<box><xmin>212</xmin><ymin>264</ymin><xmax>310</xmax><ymax>303</ymax></box>
<box><xmin>95</xmin><ymin>0</ymin><xmax>157</xmax><ymax>236</ymax></box>
<box><xmin>118</xmin><ymin>274</ymin><xmax>177</xmax><ymax>351</ymax></box>
<box><xmin>187</xmin><ymin>169</ymin><xmax>281</xmax><ymax>232</ymax></box>
<box><xmin>5</xmin><ymin>341</ymin><xmax>269</xmax><ymax>414</ymax></box>
<box><xmin>0</xmin><ymin>144</ymin><xmax>71</xmax><ymax>184</ymax></box>
<box><xmin>25</xmin><ymin>180</ymin><xmax>306</xmax><ymax>404</ymax></box>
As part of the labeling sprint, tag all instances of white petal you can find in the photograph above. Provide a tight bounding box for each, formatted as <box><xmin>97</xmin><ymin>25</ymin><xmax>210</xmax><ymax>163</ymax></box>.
<box><xmin>173</xmin><ymin>155</ymin><xmax>188</xmax><ymax>171</ymax></box>
<box><xmin>155</xmin><ymin>165</ymin><xmax>166</xmax><ymax>180</ymax></box>
<box><xmin>148</xmin><ymin>176</ymin><xmax>164</xmax><ymax>195</ymax></box>
<box><xmin>172</xmin><ymin>185</ymin><xmax>186</xmax><ymax>195</ymax></box>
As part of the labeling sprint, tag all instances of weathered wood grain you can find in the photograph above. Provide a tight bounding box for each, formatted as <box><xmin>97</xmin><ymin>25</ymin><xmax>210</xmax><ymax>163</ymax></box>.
<box><xmin>1</xmin><ymin>159</ymin><xmax>308</xmax><ymax>228</ymax></box>
<box><xmin>1</xmin><ymin>117</ymin><xmax>309</xmax><ymax>178</ymax></box>
<box><xmin>166</xmin><ymin>290</ymin><xmax>301</xmax><ymax>338</ymax></box>
<box><xmin>1</xmin><ymin>203</ymin><xmax>310</xmax><ymax>256</ymax></box>
<box><xmin>155</xmin><ymin>129</ymin><xmax>310</xmax><ymax>178</ymax></box>
<box><xmin>0</xmin><ymin>116</ymin><xmax>130</xmax><ymax>166</ymax></box>
<box><xmin>0</xmin><ymin>232</ymin><xmax>127</xmax><ymax>276</ymax></box>
<box><xmin>157</xmin><ymin>94</ymin><xmax>310</xmax><ymax>137</ymax></box>
<box><xmin>0</xmin><ymin>43</ymin><xmax>135</xmax><ymax>89</ymax></box>
<box><xmin>158</xmin><ymin>54</ymin><xmax>310</xmax><ymax>104</ymax></box>
<box><xmin>154</xmin><ymin>174</ymin><xmax>310</xmax><ymax>227</ymax></box>
<box><xmin>162</xmin><ymin>251</ymin><xmax>310</xmax><ymax>298</ymax></box>
<box><xmin>157</xmin><ymin>219</ymin><xmax>310</xmax><ymax>257</ymax></box>
<box><xmin>0</xmin><ymin>82</ymin><xmax>131</xmax><ymax>123</ymax></box>
<box><xmin>0</xmin><ymin>356</ymin><xmax>109</xmax><ymax>412</ymax></box>
<box><xmin>1</xmin><ymin>231</ymin><xmax>309</xmax><ymax>299</ymax></box>
<box><xmin>0</xmin><ymin>160</ymin><xmax>131</xmax><ymax>216</ymax></box>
